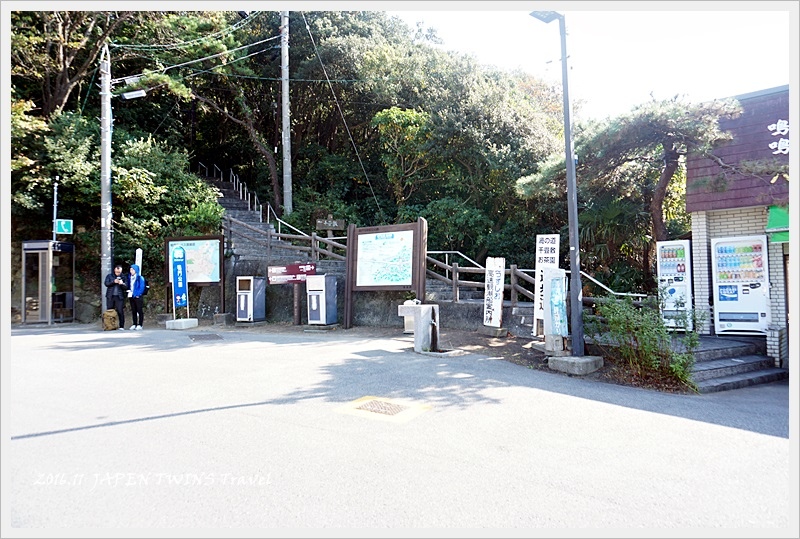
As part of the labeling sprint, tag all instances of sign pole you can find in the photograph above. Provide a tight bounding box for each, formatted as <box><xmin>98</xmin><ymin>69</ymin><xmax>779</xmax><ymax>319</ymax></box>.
<box><xmin>293</xmin><ymin>283</ymin><xmax>301</xmax><ymax>325</ymax></box>
<box><xmin>52</xmin><ymin>176</ymin><xmax>59</xmax><ymax>241</ymax></box>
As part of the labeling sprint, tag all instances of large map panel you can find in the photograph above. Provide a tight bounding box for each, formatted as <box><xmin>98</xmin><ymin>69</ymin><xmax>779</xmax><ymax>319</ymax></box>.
<box><xmin>355</xmin><ymin>229</ymin><xmax>414</xmax><ymax>287</ymax></box>
<box><xmin>166</xmin><ymin>238</ymin><xmax>221</xmax><ymax>283</ymax></box>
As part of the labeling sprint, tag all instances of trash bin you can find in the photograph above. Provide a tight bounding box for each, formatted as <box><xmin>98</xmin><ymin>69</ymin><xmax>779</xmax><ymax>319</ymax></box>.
<box><xmin>236</xmin><ymin>276</ymin><xmax>266</xmax><ymax>322</ymax></box>
<box><xmin>306</xmin><ymin>274</ymin><xmax>337</xmax><ymax>325</ymax></box>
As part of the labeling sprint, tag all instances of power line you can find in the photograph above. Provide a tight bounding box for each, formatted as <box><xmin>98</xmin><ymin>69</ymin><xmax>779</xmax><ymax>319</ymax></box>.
<box><xmin>109</xmin><ymin>12</ymin><xmax>263</xmax><ymax>51</ymax></box>
<box><xmin>301</xmin><ymin>12</ymin><xmax>387</xmax><ymax>224</ymax></box>
<box><xmin>181</xmin><ymin>45</ymin><xmax>274</xmax><ymax>81</ymax></box>
<box><xmin>111</xmin><ymin>35</ymin><xmax>280</xmax><ymax>84</ymax></box>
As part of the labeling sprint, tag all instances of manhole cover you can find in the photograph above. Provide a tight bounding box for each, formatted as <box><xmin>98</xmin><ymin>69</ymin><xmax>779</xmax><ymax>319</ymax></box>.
<box><xmin>336</xmin><ymin>396</ymin><xmax>430</xmax><ymax>423</ymax></box>
<box><xmin>188</xmin><ymin>334</ymin><xmax>223</xmax><ymax>342</ymax></box>
<box><xmin>356</xmin><ymin>399</ymin><xmax>408</xmax><ymax>416</ymax></box>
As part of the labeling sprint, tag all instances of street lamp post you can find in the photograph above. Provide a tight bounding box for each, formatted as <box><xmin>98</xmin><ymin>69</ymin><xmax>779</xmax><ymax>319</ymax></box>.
<box><xmin>530</xmin><ymin>10</ymin><xmax>584</xmax><ymax>356</ymax></box>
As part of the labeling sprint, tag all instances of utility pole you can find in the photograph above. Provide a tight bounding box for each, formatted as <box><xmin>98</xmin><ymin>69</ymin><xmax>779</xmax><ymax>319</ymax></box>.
<box><xmin>100</xmin><ymin>44</ymin><xmax>113</xmax><ymax>312</ymax></box>
<box><xmin>281</xmin><ymin>11</ymin><xmax>292</xmax><ymax>214</ymax></box>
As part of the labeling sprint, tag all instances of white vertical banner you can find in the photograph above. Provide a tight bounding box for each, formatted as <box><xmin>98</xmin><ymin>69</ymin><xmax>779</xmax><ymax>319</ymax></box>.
<box><xmin>533</xmin><ymin>234</ymin><xmax>560</xmax><ymax>336</ymax></box>
<box><xmin>483</xmin><ymin>256</ymin><xmax>505</xmax><ymax>328</ymax></box>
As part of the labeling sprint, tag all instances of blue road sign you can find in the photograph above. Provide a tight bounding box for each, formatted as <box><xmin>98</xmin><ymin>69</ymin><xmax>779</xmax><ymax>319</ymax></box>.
<box><xmin>172</xmin><ymin>246</ymin><xmax>188</xmax><ymax>308</ymax></box>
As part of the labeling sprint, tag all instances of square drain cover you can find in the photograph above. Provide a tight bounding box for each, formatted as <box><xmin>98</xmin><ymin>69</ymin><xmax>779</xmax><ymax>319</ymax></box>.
<box><xmin>336</xmin><ymin>396</ymin><xmax>430</xmax><ymax>423</ymax></box>
<box><xmin>356</xmin><ymin>399</ymin><xmax>408</xmax><ymax>416</ymax></box>
<box><xmin>188</xmin><ymin>334</ymin><xmax>223</xmax><ymax>342</ymax></box>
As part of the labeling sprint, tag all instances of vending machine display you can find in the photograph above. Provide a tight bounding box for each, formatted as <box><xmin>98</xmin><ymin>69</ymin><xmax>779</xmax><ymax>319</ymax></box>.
<box><xmin>656</xmin><ymin>240</ymin><xmax>693</xmax><ymax>330</ymax></box>
<box><xmin>711</xmin><ymin>235</ymin><xmax>770</xmax><ymax>334</ymax></box>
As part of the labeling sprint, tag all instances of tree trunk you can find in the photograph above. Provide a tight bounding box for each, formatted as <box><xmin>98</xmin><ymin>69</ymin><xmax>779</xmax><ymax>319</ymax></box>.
<box><xmin>40</xmin><ymin>12</ymin><xmax>134</xmax><ymax>118</ymax></box>
<box><xmin>650</xmin><ymin>145</ymin><xmax>681</xmax><ymax>242</ymax></box>
<box><xmin>191</xmin><ymin>93</ymin><xmax>283</xmax><ymax>214</ymax></box>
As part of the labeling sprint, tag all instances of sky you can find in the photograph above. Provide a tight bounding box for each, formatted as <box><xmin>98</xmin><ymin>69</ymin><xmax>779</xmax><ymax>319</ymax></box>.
<box><xmin>385</xmin><ymin>3</ymin><xmax>797</xmax><ymax>122</ymax></box>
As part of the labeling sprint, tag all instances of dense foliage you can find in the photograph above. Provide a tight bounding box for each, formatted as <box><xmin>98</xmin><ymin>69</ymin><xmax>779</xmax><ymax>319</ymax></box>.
<box><xmin>10</xmin><ymin>10</ymin><xmax>741</xmax><ymax>297</ymax></box>
<box><xmin>584</xmin><ymin>295</ymin><xmax>706</xmax><ymax>391</ymax></box>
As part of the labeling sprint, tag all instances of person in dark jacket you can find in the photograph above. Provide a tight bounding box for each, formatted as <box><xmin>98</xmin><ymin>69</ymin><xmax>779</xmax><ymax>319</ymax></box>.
<box><xmin>127</xmin><ymin>264</ymin><xmax>147</xmax><ymax>330</ymax></box>
<box><xmin>104</xmin><ymin>265</ymin><xmax>128</xmax><ymax>330</ymax></box>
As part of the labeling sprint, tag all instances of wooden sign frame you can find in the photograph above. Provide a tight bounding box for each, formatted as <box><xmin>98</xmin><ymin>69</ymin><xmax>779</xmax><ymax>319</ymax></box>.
<box><xmin>343</xmin><ymin>218</ymin><xmax>427</xmax><ymax>328</ymax></box>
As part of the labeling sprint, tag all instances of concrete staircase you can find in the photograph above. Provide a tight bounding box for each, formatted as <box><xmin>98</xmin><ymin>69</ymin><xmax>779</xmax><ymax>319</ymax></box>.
<box><xmin>205</xmin><ymin>176</ymin><xmax>289</xmax><ymax>261</ymax></box>
<box><xmin>584</xmin><ymin>331</ymin><xmax>788</xmax><ymax>393</ymax></box>
<box><xmin>505</xmin><ymin>296</ymin><xmax>787</xmax><ymax>393</ymax></box>
<box><xmin>689</xmin><ymin>336</ymin><xmax>788</xmax><ymax>393</ymax></box>
<box><xmin>424</xmin><ymin>278</ymin><xmax>484</xmax><ymax>302</ymax></box>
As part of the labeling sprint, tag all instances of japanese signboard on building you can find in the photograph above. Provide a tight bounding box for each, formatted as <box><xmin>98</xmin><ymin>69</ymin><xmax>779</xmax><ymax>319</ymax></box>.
<box><xmin>767</xmin><ymin>119</ymin><xmax>789</xmax><ymax>155</ymax></box>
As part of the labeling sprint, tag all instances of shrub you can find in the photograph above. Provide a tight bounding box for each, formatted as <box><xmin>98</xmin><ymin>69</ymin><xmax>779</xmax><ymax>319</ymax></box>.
<box><xmin>584</xmin><ymin>295</ymin><xmax>705</xmax><ymax>391</ymax></box>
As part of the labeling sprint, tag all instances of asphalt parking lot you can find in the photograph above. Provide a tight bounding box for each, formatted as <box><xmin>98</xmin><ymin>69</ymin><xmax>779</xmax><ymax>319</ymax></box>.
<box><xmin>3</xmin><ymin>322</ymin><xmax>796</xmax><ymax>534</ymax></box>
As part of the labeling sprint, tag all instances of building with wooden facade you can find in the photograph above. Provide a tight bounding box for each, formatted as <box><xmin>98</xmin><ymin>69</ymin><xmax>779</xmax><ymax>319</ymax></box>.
<box><xmin>685</xmin><ymin>85</ymin><xmax>790</xmax><ymax>368</ymax></box>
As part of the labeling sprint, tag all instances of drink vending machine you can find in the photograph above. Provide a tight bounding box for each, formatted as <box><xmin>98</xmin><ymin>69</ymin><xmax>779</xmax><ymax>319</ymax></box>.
<box><xmin>656</xmin><ymin>239</ymin><xmax>693</xmax><ymax>330</ymax></box>
<box><xmin>710</xmin><ymin>235</ymin><xmax>770</xmax><ymax>334</ymax></box>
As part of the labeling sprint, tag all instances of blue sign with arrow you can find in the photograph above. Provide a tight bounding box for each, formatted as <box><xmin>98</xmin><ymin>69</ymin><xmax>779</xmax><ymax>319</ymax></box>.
<box><xmin>172</xmin><ymin>246</ymin><xmax>188</xmax><ymax>308</ymax></box>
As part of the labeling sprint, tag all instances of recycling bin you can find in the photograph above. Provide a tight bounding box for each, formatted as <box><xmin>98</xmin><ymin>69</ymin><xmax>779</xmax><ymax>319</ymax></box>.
<box><xmin>236</xmin><ymin>276</ymin><xmax>266</xmax><ymax>322</ymax></box>
<box><xmin>306</xmin><ymin>274</ymin><xmax>337</xmax><ymax>325</ymax></box>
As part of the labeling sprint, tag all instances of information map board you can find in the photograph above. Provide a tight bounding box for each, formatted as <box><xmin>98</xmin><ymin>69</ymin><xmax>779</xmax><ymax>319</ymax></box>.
<box><xmin>163</xmin><ymin>235</ymin><xmax>224</xmax><ymax>313</ymax></box>
<box><xmin>343</xmin><ymin>219</ymin><xmax>427</xmax><ymax>328</ymax></box>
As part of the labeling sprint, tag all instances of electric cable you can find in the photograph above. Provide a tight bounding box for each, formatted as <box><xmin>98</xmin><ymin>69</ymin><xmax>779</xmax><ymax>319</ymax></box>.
<box><xmin>301</xmin><ymin>12</ymin><xmax>387</xmax><ymax>224</ymax></box>
<box><xmin>111</xmin><ymin>35</ymin><xmax>280</xmax><ymax>84</ymax></box>
<box><xmin>109</xmin><ymin>11</ymin><xmax>263</xmax><ymax>51</ymax></box>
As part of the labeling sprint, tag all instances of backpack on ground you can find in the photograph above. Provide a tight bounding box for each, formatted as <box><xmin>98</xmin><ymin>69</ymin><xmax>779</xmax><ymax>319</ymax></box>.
<box><xmin>102</xmin><ymin>308</ymin><xmax>119</xmax><ymax>331</ymax></box>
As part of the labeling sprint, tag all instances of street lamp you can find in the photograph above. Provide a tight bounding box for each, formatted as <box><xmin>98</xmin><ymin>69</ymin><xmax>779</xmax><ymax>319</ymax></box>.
<box><xmin>530</xmin><ymin>10</ymin><xmax>584</xmax><ymax>356</ymax></box>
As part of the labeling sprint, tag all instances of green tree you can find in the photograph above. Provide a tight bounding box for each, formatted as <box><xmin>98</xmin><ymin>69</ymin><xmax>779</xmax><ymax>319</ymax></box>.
<box><xmin>10</xmin><ymin>96</ymin><xmax>48</xmax><ymax>213</ymax></box>
<box><xmin>371</xmin><ymin>107</ymin><xmax>432</xmax><ymax>207</ymax></box>
<box><xmin>11</xmin><ymin>11</ymin><xmax>138</xmax><ymax>117</ymax></box>
<box><xmin>517</xmin><ymin>96</ymin><xmax>743</xmax><ymax>290</ymax></box>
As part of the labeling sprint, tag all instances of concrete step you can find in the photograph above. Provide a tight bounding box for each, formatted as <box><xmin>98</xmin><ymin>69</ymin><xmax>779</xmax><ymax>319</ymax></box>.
<box><xmin>690</xmin><ymin>341</ymin><xmax>761</xmax><ymax>362</ymax></box>
<box><xmin>217</xmin><ymin>198</ymin><xmax>250</xmax><ymax>210</ymax></box>
<box><xmin>225</xmin><ymin>210</ymin><xmax>263</xmax><ymax>223</ymax></box>
<box><xmin>691</xmin><ymin>354</ymin><xmax>774</xmax><ymax>382</ymax></box>
<box><xmin>694</xmin><ymin>368</ymin><xmax>788</xmax><ymax>394</ymax></box>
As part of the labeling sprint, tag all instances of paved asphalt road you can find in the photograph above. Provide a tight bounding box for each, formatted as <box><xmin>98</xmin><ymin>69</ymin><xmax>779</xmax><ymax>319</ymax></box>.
<box><xmin>3</xmin><ymin>322</ymin><xmax>797</xmax><ymax>535</ymax></box>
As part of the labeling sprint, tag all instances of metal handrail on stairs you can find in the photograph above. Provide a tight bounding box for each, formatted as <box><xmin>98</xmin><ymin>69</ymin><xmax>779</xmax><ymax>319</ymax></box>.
<box><xmin>198</xmin><ymin>163</ymin><xmax>266</xmax><ymax>223</ymax></box>
<box><xmin>264</xmin><ymin>202</ymin><xmax>307</xmax><ymax>237</ymax></box>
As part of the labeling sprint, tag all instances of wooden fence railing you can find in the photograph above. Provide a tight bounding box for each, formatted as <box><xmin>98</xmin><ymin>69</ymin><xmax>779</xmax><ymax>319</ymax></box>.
<box><xmin>222</xmin><ymin>215</ymin><xmax>347</xmax><ymax>262</ymax></box>
<box><xmin>221</xmin><ymin>216</ymin><xmax>652</xmax><ymax>313</ymax></box>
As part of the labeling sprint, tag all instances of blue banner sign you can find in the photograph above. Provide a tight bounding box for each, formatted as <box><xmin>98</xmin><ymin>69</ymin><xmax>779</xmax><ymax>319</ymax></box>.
<box><xmin>719</xmin><ymin>284</ymin><xmax>738</xmax><ymax>302</ymax></box>
<box><xmin>172</xmin><ymin>246</ymin><xmax>188</xmax><ymax>308</ymax></box>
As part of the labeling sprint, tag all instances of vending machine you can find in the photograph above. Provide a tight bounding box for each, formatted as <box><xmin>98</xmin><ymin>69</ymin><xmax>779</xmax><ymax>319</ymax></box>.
<box><xmin>656</xmin><ymin>240</ymin><xmax>693</xmax><ymax>330</ymax></box>
<box><xmin>711</xmin><ymin>235</ymin><xmax>770</xmax><ymax>334</ymax></box>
